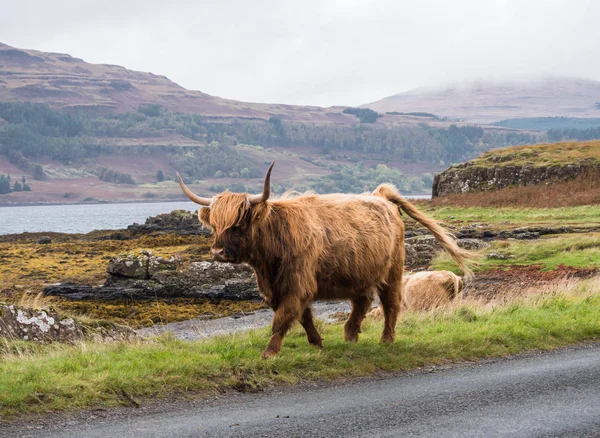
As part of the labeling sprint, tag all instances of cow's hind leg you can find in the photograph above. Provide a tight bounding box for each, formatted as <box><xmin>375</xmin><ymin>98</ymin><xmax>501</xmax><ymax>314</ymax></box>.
<box><xmin>262</xmin><ymin>297</ymin><xmax>306</xmax><ymax>359</ymax></box>
<box><xmin>344</xmin><ymin>294</ymin><xmax>373</xmax><ymax>342</ymax></box>
<box><xmin>300</xmin><ymin>306</ymin><xmax>323</xmax><ymax>348</ymax></box>
<box><xmin>378</xmin><ymin>280</ymin><xmax>401</xmax><ymax>343</ymax></box>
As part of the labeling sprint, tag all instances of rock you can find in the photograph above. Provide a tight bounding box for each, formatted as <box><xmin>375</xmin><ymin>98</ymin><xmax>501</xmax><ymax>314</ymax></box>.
<box><xmin>410</xmin><ymin>243</ymin><xmax>437</xmax><ymax>267</ymax></box>
<box><xmin>148</xmin><ymin>262</ymin><xmax>259</xmax><ymax>300</ymax></box>
<box><xmin>456</xmin><ymin>238</ymin><xmax>490</xmax><ymax>250</ymax></box>
<box><xmin>455</xmin><ymin>226</ymin><xmax>581</xmax><ymax>241</ymax></box>
<box><xmin>486</xmin><ymin>253</ymin><xmax>515</xmax><ymax>260</ymax></box>
<box><xmin>404</xmin><ymin>237</ymin><xmax>487</xmax><ymax>268</ymax></box>
<box><xmin>404</xmin><ymin>244</ymin><xmax>418</xmax><ymax>267</ymax></box>
<box><xmin>127</xmin><ymin>210</ymin><xmax>211</xmax><ymax>237</ymax></box>
<box><xmin>107</xmin><ymin>254</ymin><xmax>147</xmax><ymax>279</ymax></box>
<box><xmin>106</xmin><ymin>250</ymin><xmax>181</xmax><ymax>280</ymax></box>
<box><xmin>0</xmin><ymin>304</ymin><xmax>83</xmax><ymax>343</ymax></box>
<box><xmin>512</xmin><ymin>232</ymin><xmax>539</xmax><ymax>240</ymax></box>
<box><xmin>432</xmin><ymin>162</ymin><xmax>600</xmax><ymax>197</ymax></box>
<box><xmin>45</xmin><ymin>261</ymin><xmax>259</xmax><ymax>301</ymax></box>
<box><xmin>38</xmin><ymin>236</ymin><xmax>52</xmax><ymax>244</ymax></box>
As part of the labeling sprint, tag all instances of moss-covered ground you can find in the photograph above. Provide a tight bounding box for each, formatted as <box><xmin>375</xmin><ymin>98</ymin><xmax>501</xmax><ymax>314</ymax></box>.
<box><xmin>0</xmin><ymin>232</ymin><xmax>264</xmax><ymax>328</ymax></box>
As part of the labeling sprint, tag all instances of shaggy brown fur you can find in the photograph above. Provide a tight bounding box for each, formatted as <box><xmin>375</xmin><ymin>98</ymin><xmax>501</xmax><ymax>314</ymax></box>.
<box><xmin>369</xmin><ymin>270</ymin><xmax>464</xmax><ymax>318</ymax></box>
<box><xmin>181</xmin><ymin>169</ymin><xmax>475</xmax><ymax>358</ymax></box>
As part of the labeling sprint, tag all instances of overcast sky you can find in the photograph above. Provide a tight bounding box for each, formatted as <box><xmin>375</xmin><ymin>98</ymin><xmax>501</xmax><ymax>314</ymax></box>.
<box><xmin>1</xmin><ymin>0</ymin><xmax>598</xmax><ymax>106</ymax></box>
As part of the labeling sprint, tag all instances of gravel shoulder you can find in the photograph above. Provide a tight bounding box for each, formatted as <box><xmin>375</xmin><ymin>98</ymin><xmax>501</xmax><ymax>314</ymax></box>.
<box><xmin>136</xmin><ymin>300</ymin><xmax>354</xmax><ymax>340</ymax></box>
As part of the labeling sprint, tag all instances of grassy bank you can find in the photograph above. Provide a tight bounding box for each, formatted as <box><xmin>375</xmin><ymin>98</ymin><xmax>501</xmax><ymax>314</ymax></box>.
<box><xmin>463</xmin><ymin>140</ymin><xmax>600</xmax><ymax>168</ymax></box>
<box><xmin>432</xmin><ymin>233</ymin><xmax>600</xmax><ymax>273</ymax></box>
<box><xmin>425</xmin><ymin>204</ymin><xmax>600</xmax><ymax>227</ymax></box>
<box><xmin>1</xmin><ymin>277</ymin><xmax>599</xmax><ymax>418</ymax></box>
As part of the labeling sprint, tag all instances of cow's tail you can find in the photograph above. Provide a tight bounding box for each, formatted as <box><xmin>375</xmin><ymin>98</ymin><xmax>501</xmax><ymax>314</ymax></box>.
<box><xmin>373</xmin><ymin>183</ymin><xmax>476</xmax><ymax>279</ymax></box>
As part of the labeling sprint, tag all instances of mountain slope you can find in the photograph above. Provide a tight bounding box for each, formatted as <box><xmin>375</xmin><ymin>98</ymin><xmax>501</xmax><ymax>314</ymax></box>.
<box><xmin>364</xmin><ymin>77</ymin><xmax>600</xmax><ymax>123</ymax></box>
<box><xmin>0</xmin><ymin>42</ymin><xmax>354</xmax><ymax>124</ymax></box>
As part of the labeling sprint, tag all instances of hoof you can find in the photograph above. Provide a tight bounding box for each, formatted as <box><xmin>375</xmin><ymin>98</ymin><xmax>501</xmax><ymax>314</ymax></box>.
<box><xmin>261</xmin><ymin>349</ymin><xmax>280</xmax><ymax>359</ymax></box>
<box><xmin>309</xmin><ymin>338</ymin><xmax>324</xmax><ymax>348</ymax></box>
<box><xmin>344</xmin><ymin>334</ymin><xmax>359</xmax><ymax>343</ymax></box>
<box><xmin>379</xmin><ymin>336</ymin><xmax>394</xmax><ymax>344</ymax></box>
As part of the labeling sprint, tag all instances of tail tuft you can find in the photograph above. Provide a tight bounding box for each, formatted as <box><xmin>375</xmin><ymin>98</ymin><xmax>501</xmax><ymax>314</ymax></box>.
<box><xmin>373</xmin><ymin>183</ymin><xmax>477</xmax><ymax>278</ymax></box>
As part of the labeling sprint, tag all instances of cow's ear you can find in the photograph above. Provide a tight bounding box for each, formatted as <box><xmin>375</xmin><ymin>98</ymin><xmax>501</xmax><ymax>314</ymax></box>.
<box><xmin>198</xmin><ymin>207</ymin><xmax>211</xmax><ymax>228</ymax></box>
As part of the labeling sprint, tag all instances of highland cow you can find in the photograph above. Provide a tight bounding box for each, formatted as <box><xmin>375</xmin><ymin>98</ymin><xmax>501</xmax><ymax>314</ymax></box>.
<box><xmin>177</xmin><ymin>162</ymin><xmax>474</xmax><ymax>358</ymax></box>
<box><xmin>368</xmin><ymin>270</ymin><xmax>464</xmax><ymax>319</ymax></box>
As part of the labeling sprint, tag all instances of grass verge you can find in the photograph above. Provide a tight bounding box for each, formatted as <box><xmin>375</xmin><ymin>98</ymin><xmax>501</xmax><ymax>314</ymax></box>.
<box><xmin>432</xmin><ymin>233</ymin><xmax>600</xmax><ymax>272</ymax></box>
<box><xmin>1</xmin><ymin>277</ymin><xmax>599</xmax><ymax>419</ymax></box>
<box><xmin>424</xmin><ymin>204</ymin><xmax>600</xmax><ymax>227</ymax></box>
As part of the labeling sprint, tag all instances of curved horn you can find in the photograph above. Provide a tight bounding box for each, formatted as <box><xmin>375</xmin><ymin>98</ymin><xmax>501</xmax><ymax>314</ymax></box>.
<box><xmin>176</xmin><ymin>172</ymin><xmax>212</xmax><ymax>206</ymax></box>
<box><xmin>249</xmin><ymin>161</ymin><xmax>275</xmax><ymax>205</ymax></box>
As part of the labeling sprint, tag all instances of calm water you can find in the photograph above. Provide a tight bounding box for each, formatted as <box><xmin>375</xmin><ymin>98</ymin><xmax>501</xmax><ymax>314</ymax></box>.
<box><xmin>0</xmin><ymin>195</ymin><xmax>430</xmax><ymax>235</ymax></box>
<box><xmin>0</xmin><ymin>201</ymin><xmax>199</xmax><ymax>235</ymax></box>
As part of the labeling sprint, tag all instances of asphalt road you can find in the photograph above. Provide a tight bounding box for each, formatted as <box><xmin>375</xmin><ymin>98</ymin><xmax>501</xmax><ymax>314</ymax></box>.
<box><xmin>4</xmin><ymin>344</ymin><xmax>600</xmax><ymax>438</ymax></box>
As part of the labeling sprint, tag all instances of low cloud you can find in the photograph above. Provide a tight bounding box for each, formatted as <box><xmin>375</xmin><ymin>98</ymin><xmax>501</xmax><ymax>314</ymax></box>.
<box><xmin>1</xmin><ymin>0</ymin><xmax>598</xmax><ymax>106</ymax></box>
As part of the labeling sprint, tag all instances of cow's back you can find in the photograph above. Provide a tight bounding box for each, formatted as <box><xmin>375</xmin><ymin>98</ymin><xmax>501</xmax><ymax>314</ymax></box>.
<box><xmin>277</xmin><ymin>193</ymin><xmax>404</xmax><ymax>299</ymax></box>
<box><xmin>402</xmin><ymin>270</ymin><xmax>463</xmax><ymax>311</ymax></box>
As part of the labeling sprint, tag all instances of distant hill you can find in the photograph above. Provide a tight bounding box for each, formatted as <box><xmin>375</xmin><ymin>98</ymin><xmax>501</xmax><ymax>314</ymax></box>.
<box><xmin>0</xmin><ymin>43</ymin><xmax>555</xmax><ymax>205</ymax></box>
<box><xmin>493</xmin><ymin>117</ymin><xmax>600</xmax><ymax>131</ymax></box>
<box><xmin>0</xmin><ymin>42</ymin><xmax>356</xmax><ymax>124</ymax></box>
<box><xmin>364</xmin><ymin>77</ymin><xmax>600</xmax><ymax>123</ymax></box>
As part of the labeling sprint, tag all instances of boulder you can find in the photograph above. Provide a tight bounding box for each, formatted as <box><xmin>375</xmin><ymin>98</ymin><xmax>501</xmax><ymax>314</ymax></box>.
<box><xmin>0</xmin><ymin>304</ymin><xmax>83</xmax><ymax>343</ymax></box>
<box><xmin>45</xmin><ymin>261</ymin><xmax>259</xmax><ymax>301</ymax></box>
<box><xmin>127</xmin><ymin>210</ymin><xmax>211</xmax><ymax>237</ymax></box>
<box><xmin>106</xmin><ymin>250</ymin><xmax>181</xmax><ymax>280</ymax></box>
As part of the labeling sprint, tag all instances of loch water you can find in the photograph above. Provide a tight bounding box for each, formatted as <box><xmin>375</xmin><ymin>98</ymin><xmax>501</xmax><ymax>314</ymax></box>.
<box><xmin>0</xmin><ymin>195</ymin><xmax>431</xmax><ymax>235</ymax></box>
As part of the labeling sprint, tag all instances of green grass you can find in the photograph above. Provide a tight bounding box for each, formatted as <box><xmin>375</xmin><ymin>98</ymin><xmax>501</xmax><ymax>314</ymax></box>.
<box><xmin>457</xmin><ymin>140</ymin><xmax>600</xmax><ymax>168</ymax></box>
<box><xmin>2</xmin><ymin>278</ymin><xmax>599</xmax><ymax>418</ymax></box>
<box><xmin>432</xmin><ymin>233</ymin><xmax>600</xmax><ymax>272</ymax></box>
<box><xmin>426</xmin><ymin>205</ymin><xmax>600</xmax><ymax>226</ymax></box>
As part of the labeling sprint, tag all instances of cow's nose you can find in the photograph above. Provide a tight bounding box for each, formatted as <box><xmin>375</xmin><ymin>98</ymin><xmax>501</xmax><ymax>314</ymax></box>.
<box><xmin>211</xmin><ymin>247</ymin><xmax>225</xmax><ymax>258</ymax></box>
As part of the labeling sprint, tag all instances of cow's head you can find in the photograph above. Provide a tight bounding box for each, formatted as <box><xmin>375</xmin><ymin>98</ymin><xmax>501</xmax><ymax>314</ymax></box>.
<box><xmin>177</xmin><ymin>162</ymin><xmax>274</xmax><ymax>263</ymax></box>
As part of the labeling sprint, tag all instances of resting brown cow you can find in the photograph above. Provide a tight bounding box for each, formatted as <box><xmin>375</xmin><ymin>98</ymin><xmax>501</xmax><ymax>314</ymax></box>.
<box><xmin>369</xmin><ymin>270</ymin><xmax>464</xmax><ymax>319</ymax></box>
<box><xmin>177</xmin><ymin>162</ymin><xmax>474</xmax><ymax>358</ymax></box>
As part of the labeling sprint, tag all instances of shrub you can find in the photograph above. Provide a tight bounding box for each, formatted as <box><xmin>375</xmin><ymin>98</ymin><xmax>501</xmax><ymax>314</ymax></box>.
<box><xmin>342</xmin><ymin>107</ymin><xmax>382</xmax><ymax>123</ymax></box>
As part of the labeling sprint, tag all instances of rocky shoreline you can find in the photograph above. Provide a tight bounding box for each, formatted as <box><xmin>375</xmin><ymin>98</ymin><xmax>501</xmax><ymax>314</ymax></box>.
<box><xmin>41</xmin><ymin>210</ymin><xmax>594</xmax><ymax>303</ymax></box>
<box><xmin>4</xmin><ymin>209</ymin><xmax>596</xmax><ymax>345</ymax></box>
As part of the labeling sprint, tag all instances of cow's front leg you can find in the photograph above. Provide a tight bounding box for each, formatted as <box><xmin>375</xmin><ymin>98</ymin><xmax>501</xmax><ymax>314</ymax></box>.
<box><xmin>262</xmin><ymin>297</ymin><xmax>305</xmax><ymax>359</ymax></box>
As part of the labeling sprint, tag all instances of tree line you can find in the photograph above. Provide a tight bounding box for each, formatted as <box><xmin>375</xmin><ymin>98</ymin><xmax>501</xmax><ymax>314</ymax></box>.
<box><xmin>0</xmin><ymin>101</ymin><xmax>542</xmax><ymax>188</ymax></box>
<box><xmin>0</xmin><ymin>174</ymin><xmax>31</xmax><ymax>194</ymax></box>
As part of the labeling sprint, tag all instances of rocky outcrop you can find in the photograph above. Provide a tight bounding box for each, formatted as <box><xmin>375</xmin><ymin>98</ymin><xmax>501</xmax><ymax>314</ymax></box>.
<box><xmin>404</xmin><ymin>237</ymin><xmax>489</xmax><ymax>268</ymax></box>
<box><xmin>432</xmin><ymin>163</ymin><xmax>600</xmax><ymax>197</ymax></box>
<box><xmin>0</xmin><ymin>305</ymin><xmax>83</xmax><ymax>343</ymax></box>
<box><xmin>106</xmin><ymin>250</ymin><xmax>181</xmax><ymax>279</ymax></box>
<box><xmin>127</xmin><ymin>210</ymin><xmax>211</xmax><ymax>237</ymax></box>
<box><xmin>44</xmin><ymin>235</ymin><xmax>496</xmax><ymax>300</ymax></box>
<box><xmin>455</xmin><ymin>225</ymin><xmax>585</xmax><ymax>240</ymax></box>
<box><xmin>45</xmin><ymin>254</ymin><xmax>259</xmax><ymax>301</ymax></box>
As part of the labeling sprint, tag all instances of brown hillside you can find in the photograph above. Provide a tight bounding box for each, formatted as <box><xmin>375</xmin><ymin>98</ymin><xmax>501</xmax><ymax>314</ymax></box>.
<box><xmin>0</xmin><ymin>42</ymin><xmax>356</xmax><ymax>124</ymax></box>
<box><xmin>363</xmin><ymin>77</ymin><xmax>600</xmax><ymax>123</ymax></box>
